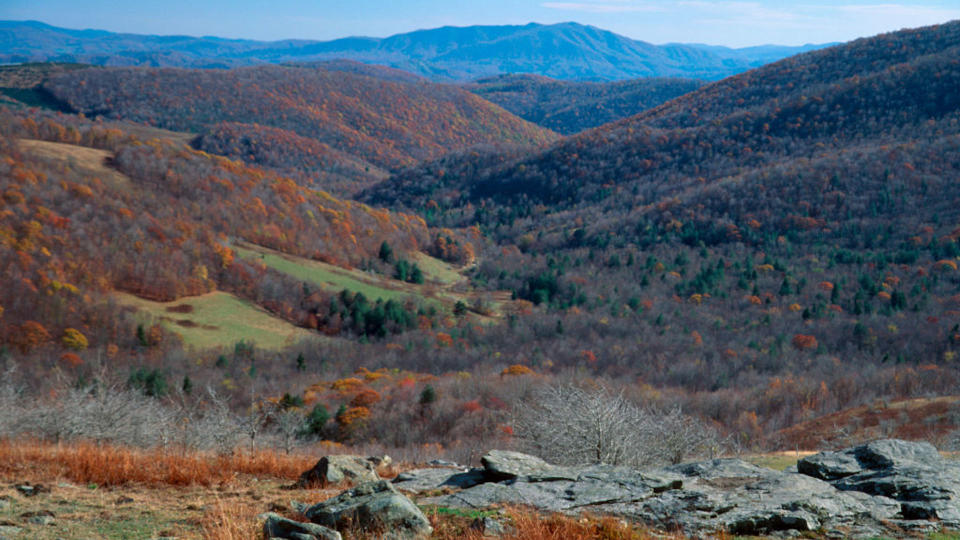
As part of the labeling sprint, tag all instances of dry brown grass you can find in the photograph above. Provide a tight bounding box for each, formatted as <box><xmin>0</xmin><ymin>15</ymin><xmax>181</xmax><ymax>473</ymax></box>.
<box><xmin>0</xmin><ymin>439</ymin><xmax>318</xmax><ymax>487</ymax></box>
<box><xmin>500</xmin><ymin>511</ymin><xmax>675</xmax><ymax>540</ymax></box>
<box><xmin>427</xmin><ymin>505</ymin><xmax>689</xmax><ymax>540</ymax></box>
<box><xmin>200</xmin><ymin>498</ymin><xmax>263</xmax><ymax>540</ymax></box>
<box><xmin>18</xmin><ymin>138</ymin><xmax>132</xmax><ymax>189</ymax></box>
<box><xmin>0</xmin><ymin>440</ymin><xmax>693</xmax><ymax>540</ymax></box>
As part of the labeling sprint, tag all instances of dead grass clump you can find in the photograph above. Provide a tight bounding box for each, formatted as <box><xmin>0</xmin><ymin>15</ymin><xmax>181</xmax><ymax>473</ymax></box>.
<box><xmin>504</xmin><ymin>512</ymin><xmax>655</xmax><ymax>540</ymax></box>
<box><xmin>0</xmin><ymin>439</ymin><xmax>319</xmax><ymax>487</ymax></box>
<box><xmin>217</xmin><ymin>450</ymin><xmax>317</xmax><ymax>479</ymax></box>
<box><xmin>166</xmin><ymin>304</ymin><xmax>195</xmax><ymax>313</ymax></box>
<box><xmin>201</xmin><ymin>497</ymin><xmax>262</xmax><ymax>540</ymax></box>
<box><xmin>428</xmin><ymin>506</ymin><xmax>683</xmax><ymax>540</ymax></box>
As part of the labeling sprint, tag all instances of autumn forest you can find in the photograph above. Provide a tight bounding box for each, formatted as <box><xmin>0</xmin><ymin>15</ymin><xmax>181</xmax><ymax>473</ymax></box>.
<box><xmin>3</xmin><ymin>19</ymin><xmax>960</xmax><ymax>473</ymax></box>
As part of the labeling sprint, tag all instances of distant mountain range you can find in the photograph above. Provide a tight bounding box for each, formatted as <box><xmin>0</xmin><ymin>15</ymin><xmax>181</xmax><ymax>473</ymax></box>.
<box><xmin>0</xmin><ymin>20</ymin><xmax>831</xmax><ymax>81</ymax></box>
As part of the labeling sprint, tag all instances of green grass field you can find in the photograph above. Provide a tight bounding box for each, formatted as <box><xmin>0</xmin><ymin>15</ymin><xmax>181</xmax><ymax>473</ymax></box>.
<box><xmin>235</xmin><ymin>242</ymin><xmax>515</xmax><ymax>321</ymax></box>
<box><xmin>114</xmin><ymin>291</ymin><xmax>318</xmax><ymax>350</ymax></box>
<box><xmin>235</xmin><ymin>243</ymin><xmax>439</xmax><ymax>304</ymax></box>
<box><xmin>410</xmin><ymin>251</ymin><xmax>467</xmax><ymax>285</ymax></box>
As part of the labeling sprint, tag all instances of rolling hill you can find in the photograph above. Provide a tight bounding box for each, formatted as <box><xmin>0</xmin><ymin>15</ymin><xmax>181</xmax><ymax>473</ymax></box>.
<box><xmin>6</xmin><ymin>18</ymin><xmax>960</xmax><ymax>459</ymax></box>
<box><xmin>357</xmin><ymin>20</ymin><xmax>960</xmax><ymax>436</ymax></box>
<box><xmin>0</xmin><ymin>20</ymin><xmax>828</xmax><ymax>81</ymax></box>
<box><xmin>0</xmin><ymin>107</ymin><xmax>449</xmax><ymax>356</ymax></box>
<box><xmin>465</xmin><ymin>74</ymin><xmax>705</xmax><ymax>134</ymax></box>
<box><xmin>366</xmin><ymin>20</ymin><xmax>960</xmax><ymax>251</ymax></box>
<box><xmin>40</xmin><ymin>63</ymin><xmax>556</xmax><ymax>195</ymax></box>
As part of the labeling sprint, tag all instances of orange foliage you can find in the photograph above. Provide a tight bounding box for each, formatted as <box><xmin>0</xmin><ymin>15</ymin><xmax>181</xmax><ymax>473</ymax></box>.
<box><xmin>59</xmin><ymin>352</ymin><xmax>83</xmax><ymax>368</ymax></box>
<box><xmin>10</xmin><ymin>320</ymin><xmax>51</xmax><ymax>353</ymax></box>
<box><xmin>501</xmin><ymin>364</ymin><xmax>534</xmax><ymax>376</ymax></box>
<box><xmin>435</xmin><ymin>332</ymin><xmax>453</xmax><ymax>348</ymax></box>
<box><xmin>330</xmin><ymin>377</ymin><xmax>364</xmax><ymax>392</ymax></box>
<box><xmin>462</xmin><ymin>400</ymin><xmax>483</xmax><ymax>413</ymax></box>
<box><xmin>792</xmin><ymin>334</ymin><xmax>819</xmax><ymax>350</ymax></box>
<box><xmin>349</xmin><ymin>388</ymin><xmax>382</xmax><ymax>408</ymax></box>
<box><xmin>336</xmin><ymin>406</ymin><xmax>370</xmax><ymax>427</ymax></box>
<box><xmin>934</xmin><ymin>259</ymin><xmax>958</xmax><ymax>272</ymax></box>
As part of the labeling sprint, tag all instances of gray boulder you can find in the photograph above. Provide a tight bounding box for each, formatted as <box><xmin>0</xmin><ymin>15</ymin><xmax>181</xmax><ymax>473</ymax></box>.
<box><xmin>799</xmin><ymin>439</ymin><xmax>960</xmax><ymax>528</ymax></box>
<box><xmin>261</xmin><ymin>512</ymin><xmax>341</xmax><ymax>540</ymax></box>
<box><xmin>481</xmin><ymin>450</ymin><xmax>565</xmax><ymax>481</ymax></box>
<box><xmin>305</xmin><ymin>480</ymin><xmax>432</xmax><ymax>539</ymax></box>
<box><xmin>470</xmin><ymin>516</ymin><xmax>507</xmax><ymax>536</ymax></box>
<box><xmin>796</xmin><ymin>450</ymin><xmax>862</xmax><ymax>480</ymax></box>
<box><xmin>297</xmin><ymin>455</ymin><xmax>380</xmax><ymax>487</ymax></box>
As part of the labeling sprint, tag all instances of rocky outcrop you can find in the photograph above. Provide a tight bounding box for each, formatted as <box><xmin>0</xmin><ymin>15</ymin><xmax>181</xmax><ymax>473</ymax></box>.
<box><xmin>303</xmin><ymin>480</ymin><xmax>432</xmax><ymax>539</ymax></box>
<box><xmin>261</xmin><ymin>512</ymin><xmax>342</xmax><ymax>540</ymax></box>
<box><xmin>296</xmin><ymin>455</ymin><xmax>381</xmax><ymax>487</ymax></box>
<box><xmin>799</xmin><ymin>439</ymin><xmax>960</xmax><ymax>525</ymax></box>
<box><xmin>404</xmin><ymin>440</ymin><xmax>960</xmax><ymax>537</ymax></box>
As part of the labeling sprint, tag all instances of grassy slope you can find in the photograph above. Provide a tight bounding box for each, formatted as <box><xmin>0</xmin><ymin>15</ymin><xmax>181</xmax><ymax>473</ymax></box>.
<box><xmin>18</xmin><ymin>139</ymin><xmax>131</xmax><ymax>190</ymax></box>
<box><xmin>235</xmin><ymin>243</ymin><xmax>420</xmax><ymax>304</ymax></box>
<box><xmin>114</xmin><ymin>291</ymin><xmax>319</xmax><ymax>350</ymax></box>
<box><xmin>235</xmin><ymin>242</ymin><xmax>520</xmax><ymax>319</ymax></box>
<box><xmin>777</xmin><ymin>396</ymin><xmax>960</xmax><ymax>449</ymax></box>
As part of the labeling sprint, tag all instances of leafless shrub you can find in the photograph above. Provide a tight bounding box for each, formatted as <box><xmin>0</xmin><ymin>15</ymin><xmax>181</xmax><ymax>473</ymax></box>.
<box><xmin>514</xmin><ymin>384</ymin><xmax>720</xmax><ymax>468</ymax></box>
<box><xmin>167</xmin><ymin>387</ymin><xmax>243</xmax><ymax>454</ymax></box>
<box><xmin>0</xmin><ymin>365</ymin><xmax>25</xmax><ymax>436</ymax></box>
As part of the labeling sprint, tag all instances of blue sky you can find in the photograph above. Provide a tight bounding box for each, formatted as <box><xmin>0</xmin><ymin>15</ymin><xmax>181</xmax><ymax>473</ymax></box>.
<box><xmin>3</xmin><ymin>0</ymin><xmax>960</xmax><ymax>47</ymax></box>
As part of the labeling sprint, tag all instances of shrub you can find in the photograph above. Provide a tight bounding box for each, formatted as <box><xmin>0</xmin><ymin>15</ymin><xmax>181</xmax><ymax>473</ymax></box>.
<box><xmin>514</xmin><ymin>384</ymin><xmax>719</xmax><ymax>468</ymax></box>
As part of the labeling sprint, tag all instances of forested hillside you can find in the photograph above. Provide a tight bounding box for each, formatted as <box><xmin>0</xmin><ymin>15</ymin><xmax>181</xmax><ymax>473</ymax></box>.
<box><xmin>3</xmin><ymin>21</ymin><xmax>960</xmax><ymax>462</ymax></box>
<box><xmin>0</xmin><ymin>109</ymin><xmax>442</xmax><ymax>357</ymax></box>
<box><xmin>368</xmin><ymin>21</ymin><xmax>960</xmax><ymax>243</ymax></box>
<box><xmin>41</xmin><ymin>64</ymin><xmax>557</xmax><ymax>195</ymax></box>
<box><xmin>357</xmin><ymin>20</ymin><xmax>960</xmax><ymax>440</ymax></box>
<box><xmin>466</xmin><ymin>74</ymin><xmax>705</xmax><ymax>134</ymax></box>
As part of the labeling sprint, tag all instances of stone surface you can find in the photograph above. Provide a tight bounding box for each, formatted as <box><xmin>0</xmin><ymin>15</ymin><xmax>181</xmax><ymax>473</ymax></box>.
<box><xmin>480</xmin><ymin>450</ymin><xmax>564</xmax><ymax>480</ymax></box>
<box><xmin>796</xmin><ymin>450</ymin><xmax>862</xmax><ymax>480</ymax></box>
<box><xmin>799</xmin><ymin>439</ymin><xmax>960</xmax><ymax>529</ymax></box>
<box><xmin>470</xmin><ymin>516</ymin><xmax>506</xmax><ymax>536</ymax></box>
<box><xmin>366</xmin><ymin>455</ymin><xmax>392</xmax><ymax>467</ymax></box>
<box><xmin>415</xmin><ymin>440</ymin><xmax>960</xmax><ymax>538</ymax></box>
<box><xmin>261</xmin><ymin>512</ymin><xmax>341</xmax><ymax>540</ymax></box>
<box><xmin>26</xmin><ymin>515</ymin><xmax>54</xmax><ymax>526</ymax></box>
<box><xmin>297</xmin><ymin>455</ymin><xmax>381</xmax><ymax>487</ymax></box>
<box><xmin>305</xmin><ymin>480</ymin><xmax>432</xmax><ymax>539</ymax></box>
<box><xmin>392</xmin><ymin>466</ymin><xmax>485</xmax><ymax>493</ymax></box>
<box><xmin>13</xmin><ymin>484</ymin><xmax>48</xmax><ymax>498</ymax></box>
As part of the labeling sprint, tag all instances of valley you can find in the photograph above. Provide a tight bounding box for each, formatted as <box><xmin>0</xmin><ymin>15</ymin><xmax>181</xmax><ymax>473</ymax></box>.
<box><xmin>2</xmin><ymin>13</ymin><xmax>960</xmax><ymax>540</ymax></box>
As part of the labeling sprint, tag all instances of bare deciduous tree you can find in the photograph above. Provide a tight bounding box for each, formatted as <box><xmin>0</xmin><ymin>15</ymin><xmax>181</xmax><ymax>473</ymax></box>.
<box><xmin>514</xmin><ymin>384</ymin><xmax>719</xmax><ymax>468</ymax></box>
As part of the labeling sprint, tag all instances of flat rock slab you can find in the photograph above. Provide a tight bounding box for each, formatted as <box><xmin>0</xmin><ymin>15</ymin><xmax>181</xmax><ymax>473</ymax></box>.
<box><xmin>415</xmin><ymin>441</ymin><xmax>960</xmax><ymax>538</ymax></box>
<box><xmin>392</xmin><ymin>467</ymin><xmax>485</xmax><ymax>493</ymax></box>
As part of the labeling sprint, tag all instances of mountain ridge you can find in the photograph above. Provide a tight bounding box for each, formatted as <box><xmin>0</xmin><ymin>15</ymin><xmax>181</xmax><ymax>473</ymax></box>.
<box><xmin>0</xmin><ymin>20</ymin><xmax>830</xmax><ymax>81</ymax></box>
